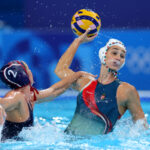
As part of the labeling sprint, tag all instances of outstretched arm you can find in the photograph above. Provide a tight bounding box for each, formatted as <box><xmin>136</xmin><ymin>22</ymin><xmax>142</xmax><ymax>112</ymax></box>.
<box><xmin>36</xmin><ymin>71</ymin><xmax>96</xmax><ymax>103</ymax></box>
<box><xmin>55</xmin><ymin>28</ymin><xmax>97</xmax><ymax>91</ymax></box>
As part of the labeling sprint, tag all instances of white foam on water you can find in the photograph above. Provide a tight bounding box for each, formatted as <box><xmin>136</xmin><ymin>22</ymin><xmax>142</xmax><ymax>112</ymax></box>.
<box><xmin>0</xmin><ymin>91</ymin><xmax>150</xmax><ymax>149</ymax></box>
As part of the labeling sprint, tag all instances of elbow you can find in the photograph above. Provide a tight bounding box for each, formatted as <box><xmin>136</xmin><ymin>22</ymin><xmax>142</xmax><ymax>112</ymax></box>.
<box><xmin>55</xmin><ymin>65</ymin><xmax>66</xmax><ymax>79</ymax></box>
<box><xmin>54</xmin><ymin>68</ymin><xmax>62</xmax><ymax>78</ymax></box>
<box><xmin>54</xmin><ymin>67</ymin><xmax>59</xmax><ymax>75</ymax></box>
<box><xmin>55</xmin><ymin>61</ymin><xmax>63</xmax><ymax>76</ymax></box>
<box><xmin>54</xmin><ymin>68</ymin><xmax>62</xmax><ymax>80</ymax></box>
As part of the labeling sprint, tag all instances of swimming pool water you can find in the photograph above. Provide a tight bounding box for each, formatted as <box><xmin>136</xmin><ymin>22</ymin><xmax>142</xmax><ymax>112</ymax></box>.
<box><xmin>0</xmin><ymin>96</ymin><xmax>150</xmax><ymax>150</ymax></box>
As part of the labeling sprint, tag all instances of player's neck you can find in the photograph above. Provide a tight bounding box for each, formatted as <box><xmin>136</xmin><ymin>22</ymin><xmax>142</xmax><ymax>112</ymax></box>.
<box><xmin>98</xmin><ymin>65</ymin><xmax>115</xmax><ymax>84</ymax></box>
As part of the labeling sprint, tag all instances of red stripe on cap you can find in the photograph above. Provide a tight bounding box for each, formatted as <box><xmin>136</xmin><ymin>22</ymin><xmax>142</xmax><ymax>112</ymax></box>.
<box><xmin>16</xmin><ymin>61</ymin><xmax>29</xmax><ymax>79</ymax></box>
<box><xmin>17</xmin><ymin>60</ymin><xmax>39</xmax><ymax>101</ymax></box>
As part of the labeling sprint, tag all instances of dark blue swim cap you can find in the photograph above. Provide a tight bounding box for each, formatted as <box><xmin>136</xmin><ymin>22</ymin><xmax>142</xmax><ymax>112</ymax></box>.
<box><xmin>0</xmin><ymin>60</ymin><xmax>30</xmax><ymax>89</ymax></box>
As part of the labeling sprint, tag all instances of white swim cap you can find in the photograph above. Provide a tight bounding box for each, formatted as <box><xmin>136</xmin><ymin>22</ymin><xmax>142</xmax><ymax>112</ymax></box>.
<box><xmin>99</xmin><ymin>39</ymin><xmax>126</xmax><ymax>65</ymax></box>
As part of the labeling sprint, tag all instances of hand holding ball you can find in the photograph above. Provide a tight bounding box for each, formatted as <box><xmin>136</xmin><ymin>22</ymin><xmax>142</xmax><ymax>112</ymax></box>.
<box><xmin>71</xmin><ymin>9</ymin><xmax>101</xmax><ymax>37</ymax></box>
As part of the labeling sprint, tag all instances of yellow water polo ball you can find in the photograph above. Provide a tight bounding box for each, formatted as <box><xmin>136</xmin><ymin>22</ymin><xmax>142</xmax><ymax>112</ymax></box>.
<box><xmin>71</xmin><ymin>9</ymin><xmax>101</xmax><ymax>37</ymax></box>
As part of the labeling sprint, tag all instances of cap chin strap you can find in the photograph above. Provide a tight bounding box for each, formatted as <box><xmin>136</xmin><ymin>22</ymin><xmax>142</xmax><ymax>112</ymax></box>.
<box><xmin>30</xmin><ymin>85</ymin><xmax>39</xmax><ymax>101</ymax></box>
<box><xmin>17</xmin><ymin>60</ymin><xmax>39</xmax><ymax>101</ymax></box>
<box><xmin>105</xmin><ymin>65</ymin><xmax>118</xmax><ymax>79</ymax></box>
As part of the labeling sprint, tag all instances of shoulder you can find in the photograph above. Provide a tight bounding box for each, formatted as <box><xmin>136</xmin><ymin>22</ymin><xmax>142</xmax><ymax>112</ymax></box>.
<box><xmin>74</xmin><ymin>76</ymin><xmax>95</xmax><ymax>91</ymax></box>
<box><xmin>0</xmin><ymin>90</ymin><xmax>24</xmax><ymax>111</ymax></box>
<box><xmin>117</xmin><ymin>82</ymin><xmax>138</xmax><ymax>102</ymax></box>
<box><xmin>118</xmin><ymin>82</ymin><xmax>137</xmax><ymax>93</ymax></box>
<box><xmin>4</xmin><ymin>90</ymin><xmax>24</xmax><ymax>100</ymax></box>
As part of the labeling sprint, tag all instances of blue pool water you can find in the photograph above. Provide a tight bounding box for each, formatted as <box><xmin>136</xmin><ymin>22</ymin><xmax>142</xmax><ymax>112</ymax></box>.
<box><xmin>0</xmin><ymin>94</ymin><xmax>150</xmax><ymax>149</ymax></box>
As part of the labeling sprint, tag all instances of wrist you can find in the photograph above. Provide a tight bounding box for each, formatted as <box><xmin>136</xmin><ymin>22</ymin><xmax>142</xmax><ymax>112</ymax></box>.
<box><xmin>75</xmin><ymin>38</ymin><xmax>82</xmax><ymax>45</ymax></box>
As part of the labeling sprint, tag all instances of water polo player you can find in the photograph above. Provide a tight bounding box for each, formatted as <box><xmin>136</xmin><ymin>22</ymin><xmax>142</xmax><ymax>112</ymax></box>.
<box><xmin>55</xmin><ymin>29</ymin><xmax>148</xmax><ymax>135</ymax></box>
<box><xmin>0</xmin><ymin>60</ymin><xmax>95</xmax><ymax>141</ymax></box>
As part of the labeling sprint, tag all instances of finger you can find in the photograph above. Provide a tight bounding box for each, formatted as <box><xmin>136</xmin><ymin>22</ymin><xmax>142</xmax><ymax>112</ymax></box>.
<box><xmin>83</xmin><ymin>28</ymin><xmax>92</xmax><ymax>36</ymax></box>
<box><xmin>88</xmin><ymin>74</ymin><xmax>97</xmax><ymax>78</ymax></box>
<box><xmin>91</xmin><ymin>74</ymin><xmax>97</xmax><ymax>77</ymax></box>
<box><xmin>86</xmin><ymin>28</ymin><xmax>92</xmax><ymax>33</ymax></box>
<box><xmin>87</xmin><ymin>33</ymin><xmax>98</xmax><ymax>41</ymax></box>
<box><xmin>92</xmin><ymin>33</ymin><xmax>98</xmax><ymax>38</ymax></box>
<box><xmin>84</xmin><ymin>72</ymin><xmax>97</xmax><ymax>76</ymax></box>
<box><xmin>83</xmin><ymin>73</ymin><xmax>97</xmax><ymax>77</ymax></box>
<box><xmin>87</xmin><ymin>75</ymin><xmax>96</xmax><ymax>80</ymax></box>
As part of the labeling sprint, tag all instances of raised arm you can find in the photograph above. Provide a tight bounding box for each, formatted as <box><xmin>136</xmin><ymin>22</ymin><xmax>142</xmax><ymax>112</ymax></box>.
<box><xmin>55</xmin><ymin>28</ymin><xmax>97</xmax><ymax>90</ymax></box>
<box><xmin>54</xmin><ymin>37</ymin><xmax>80</xmax><ymax>79</ymax></box>
<box><xmin>36</xmin><ymin>71</ymin><xmax>96</xmax><ymax>103</ymax></box>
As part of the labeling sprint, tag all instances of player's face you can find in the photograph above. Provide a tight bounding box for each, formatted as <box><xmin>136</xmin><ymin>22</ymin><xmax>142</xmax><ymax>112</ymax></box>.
<box><xmin>105</xmin><ymin>45</ymin><xmax>126</xmax><ymax>71</ymax></box>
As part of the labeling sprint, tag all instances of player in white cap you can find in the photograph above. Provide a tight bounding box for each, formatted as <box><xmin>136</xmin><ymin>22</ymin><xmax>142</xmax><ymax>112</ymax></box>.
<box><xmin>55</xmin><ymin>29</ymin><xmax>148</xmax><ymax>135</ymax></box>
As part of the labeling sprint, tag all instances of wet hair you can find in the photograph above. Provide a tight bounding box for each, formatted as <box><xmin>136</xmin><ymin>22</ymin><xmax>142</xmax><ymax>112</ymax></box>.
<box><xmin>0</xmin><ymin>60</ymin><xmax>30</xmax><ymax>89</ymax></box>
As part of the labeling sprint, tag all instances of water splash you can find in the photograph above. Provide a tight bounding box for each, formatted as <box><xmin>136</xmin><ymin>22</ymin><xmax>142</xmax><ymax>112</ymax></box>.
<box><xmin>1</xmin><ymin>101</ymin><xmax>150</xmax><ymax>149</ymax></box>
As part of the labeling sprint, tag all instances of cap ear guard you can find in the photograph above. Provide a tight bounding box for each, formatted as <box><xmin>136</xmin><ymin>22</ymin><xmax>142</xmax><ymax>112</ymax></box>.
<box><xmin>99</xmin><ymin>46</ymin><xmax>107</xmax><ymax>65</ymax></box>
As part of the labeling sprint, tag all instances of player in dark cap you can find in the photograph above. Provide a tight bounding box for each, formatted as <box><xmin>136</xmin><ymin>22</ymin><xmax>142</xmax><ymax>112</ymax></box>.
<box><xmin>0</xmin><ymin>60</ymin><xmax>95</xmax><ymax>141</ymax></box>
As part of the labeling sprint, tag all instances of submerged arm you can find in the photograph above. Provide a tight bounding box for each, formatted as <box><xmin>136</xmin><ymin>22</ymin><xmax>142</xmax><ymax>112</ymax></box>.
<box><xmin>125</xmin><ymin>84</ymin><xmax>148</xmax><ymax>128</ymax></box>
